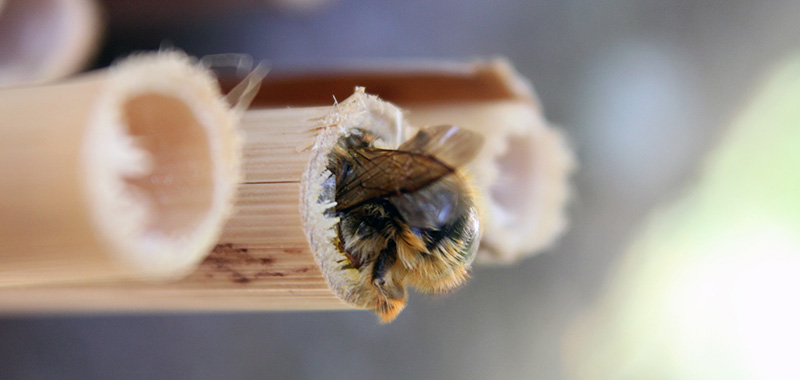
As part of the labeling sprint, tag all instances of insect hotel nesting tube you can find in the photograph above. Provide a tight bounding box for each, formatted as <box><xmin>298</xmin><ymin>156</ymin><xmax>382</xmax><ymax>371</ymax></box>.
<box><xmin>0</xmin><ymin>0</ymin><xmax>103</xmax><ymax>86</ymax></box>
<box><xmin>0</xmin><ymin>52</ymin><xmax>242</xmax><ymax>287</ymax></box>
<box><xmin>0</xmin><ymin>58</ymin><xmax>573</xmax><ymax>319</ymax></box>
<box><xmin>238</xmin><ymin>59</ymin><xmax>576</xmax><ymax>263</ymax></box>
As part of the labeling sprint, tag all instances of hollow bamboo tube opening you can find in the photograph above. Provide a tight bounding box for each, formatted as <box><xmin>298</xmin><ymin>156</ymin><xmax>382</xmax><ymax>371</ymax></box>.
<box><xmin>0</xmin><ymin>52</ymin><xmax>240</xmax><ymax>286</ymax></box>
<box><xmin>0</xmin><ymin>89</ymin><xmax>425</xmax><ymax>313</ymax></box>
<box><xmin>122</xmin><ymin>94</ymin><xmax>214</xmax><ymax>236</ymax></box>
<box><xmin>0</xmin><ymin>104</ymin><xmax>342</xmax><ymax>312</ymax></box>
<box><xmin>301</xmin><ymin>88</ymin><xmax>407</xmax><ymax>309</ymax></box>
<box><xmin>407</xmin><ymin>101</ymin><xmax>574</xmax><ymax>263</ymax></box>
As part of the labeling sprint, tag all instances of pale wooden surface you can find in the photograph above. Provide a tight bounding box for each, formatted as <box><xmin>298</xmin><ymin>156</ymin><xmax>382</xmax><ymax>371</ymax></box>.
<box><xmin>0</xmin><ymin>53</ymin><xmax>242</xmax><ymax>288</ymax></box>
<box><xmin>0</xmin><ymin>106</ymin><xmax>350</xmax><ymax>312</ymax></box>
<box><xmin>0</xmin><ymin>61</ymin><xmax>570</xmax><ymax>312</ymax></box>
<box><xmin>222</xmin><ymin>60</ymin><xmax>574</xmax><ymax>263</ymax></box>
<box><xmin>0</xmin><ymin>75</ymin><xmax>110</xmax><ymax>286</ymax></box>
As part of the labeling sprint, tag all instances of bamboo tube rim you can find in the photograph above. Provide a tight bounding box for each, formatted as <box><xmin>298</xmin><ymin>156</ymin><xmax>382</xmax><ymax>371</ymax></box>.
<box><xmin>301</xmin><ymin>87</ymin><xmax>409</xmax><ymax>309</ymax></box>
<box><xmin>472</xmin><ymin>104</ymin><xmax>574</xmax><ymax>262</ymax></box>
<box><xmin>82</xmin><ymin>52</ymin><xmax>241</xmax><ymax>279</ymax></box>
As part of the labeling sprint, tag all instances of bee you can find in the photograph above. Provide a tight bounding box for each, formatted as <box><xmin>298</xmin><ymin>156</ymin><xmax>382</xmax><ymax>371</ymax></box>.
<box><xmin>326</xmin><ymin>125</ymin><xmax>484</xmax><ymax>322</ymax></box>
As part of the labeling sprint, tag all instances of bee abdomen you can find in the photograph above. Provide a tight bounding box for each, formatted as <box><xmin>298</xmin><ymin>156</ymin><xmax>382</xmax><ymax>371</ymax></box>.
<box><xmin>413</xmin><ymin>206</ymin><xmax>480</xmax><ymax>265</ymax></box>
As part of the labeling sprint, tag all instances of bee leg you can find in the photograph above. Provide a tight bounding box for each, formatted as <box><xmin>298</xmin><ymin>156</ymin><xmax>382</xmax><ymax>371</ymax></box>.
<box><xmin>370</xmin><ymin>240</ymin><xmax>407</xmax><ymax>323</ymax></box>
<box><xmin>371</xmin><ymin>240</ymin><xmax>406</xmax><ymax>301</ymax></box>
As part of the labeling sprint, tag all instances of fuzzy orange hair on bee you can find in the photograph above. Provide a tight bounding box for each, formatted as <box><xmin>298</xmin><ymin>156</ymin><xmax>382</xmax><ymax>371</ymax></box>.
<box><xmin>325</xmin><ymin>125</ymin><xmax>484</xmax><ymax>322</ymax></box>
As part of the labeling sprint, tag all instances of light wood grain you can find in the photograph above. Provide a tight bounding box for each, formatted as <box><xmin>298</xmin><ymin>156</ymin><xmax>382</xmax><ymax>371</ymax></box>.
<box><xmin>0</xmin><ymin>105</ymin><xmax>350</xmax><ymax>312</ymax></box>
<box><xmin>0</xmin><ymin>59</ymin><xmax>574</xmax><ymax>313</ymax></box>
<box><xmin>224</xmin><ymin>59</ymin><xmax>575</xmax><ymax>263</ymax></box>
<box><xmin>0</xmin><ymin>53</ymin><xmax>241</xmax><ymax>287</ymax></box>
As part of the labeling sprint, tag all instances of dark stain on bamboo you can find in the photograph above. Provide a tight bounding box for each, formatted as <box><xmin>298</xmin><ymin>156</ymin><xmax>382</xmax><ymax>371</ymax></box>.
<box><xmin>203</xmin><ymin>243</ymin><xmax>290</xmax><ymax>284</ymax></box>
<box><xmin>282</xmin><ymin>247</ymin><xmax>303</xmax><ymax>255</ymax></box>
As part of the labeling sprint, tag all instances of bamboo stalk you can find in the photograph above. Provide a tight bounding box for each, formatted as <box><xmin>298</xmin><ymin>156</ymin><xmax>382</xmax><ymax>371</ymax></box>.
<box><xmin>0</xmin><ymin>59</ymin><xmax>574</xmax><ymax>313</ymax></box>
<box><xmin>0</xmin><ymin>90</ymin><xmax>437</xmax><ymax>313</ymax></box>
<box><xmin>0</xmin><ymin>104</ymin><xmax>345</xmax><ymax>312</ymax></box>
<box><xmin>0</xmin><ymin>52</ymin><xmax>241</xmax><ymax>287</ymax></box>
<box><xmin>0</xmin><ymin>0</ymin><xmax>103</xmax><ymax>86</ymax></box>
<box><xmin>224</xmin><ymin>59</ymin><xmax>575</xmax><ymax>263</ymax></box>
<box><xmin>408</xmin><ymin>100</ymin><xmax>574</xmax><ymax>263</ymax></box>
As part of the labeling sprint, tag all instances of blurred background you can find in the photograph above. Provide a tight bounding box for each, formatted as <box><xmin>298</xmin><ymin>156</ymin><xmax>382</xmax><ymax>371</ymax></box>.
<box><xmin>3</xmin><ymin>0</ymin><xmax>800</xmax><ymax>379</ymax></box>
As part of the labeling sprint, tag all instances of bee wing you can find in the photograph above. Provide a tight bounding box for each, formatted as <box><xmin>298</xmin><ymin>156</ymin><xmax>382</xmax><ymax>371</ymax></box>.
<box><xmin>398</xmin><ymin>125</ymin><xmax>484</xmax><ymax>168</ymax></box>
<box><xmin>335</xmin><ymin>148</ymin><xmax>454</xmax><ymax>211</ymax></box>
<box><xmin>388</xmin><ymin>126</ymin><xmax>482</xmax><ymax>228</ymax></box>
<box><xmin>335</xmin><ymin>125</ymin><xmax>483</xmax><ymax>212</ymax></box>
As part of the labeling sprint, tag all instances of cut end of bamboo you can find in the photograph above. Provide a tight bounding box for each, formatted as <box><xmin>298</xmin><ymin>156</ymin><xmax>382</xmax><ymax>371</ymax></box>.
<box><xmin>410</xmin><ymin>104</ymin><xmax>575</xmax><ymax>263</ymax></box>
<box><xmin>474</xmin><ymin>113</ymin><xmax>575</xmax><ymax>263</ymax></box>
<box><xmin>83</xmin><ymin>52</ymin><xmax>241</xmax><ymax>280</ymax></box>
<box><xmin>0</xmin><ymin>0</ymin><xmax>102</xmax><ymax>86</ymax></box>
<box><xmin>301</xmin><ymin>87</ymin><xmax>408</xmax><ymax>309</ymax></box>
<box><xmin>404</xmin><ymin>59</ymin><xmax>576</xmax><ymax>264</ymax></box>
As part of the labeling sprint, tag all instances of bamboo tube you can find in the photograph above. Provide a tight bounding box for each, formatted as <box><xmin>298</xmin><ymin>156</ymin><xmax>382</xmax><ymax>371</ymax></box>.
<box><xmin>0</xmin><ymin>60</ymin><xmax>573</xmax><ymax>313</ymax></box>
<box><xmin>407</xmin><ymin>99</ymin><xmax>574</xmax><ymax>264</ymax></box>
<box><xmin>399</xmin><ymin>60</ymin><xmax>573</xmax><ymax>263</ymax></box>
<box><xmin>0</xmin><ymin>0</ymin><xmax>103</xmax><ymax>86</ymax></box>
<box><xmin>0</xmin><ymin>103</ymin><xmax>344</xmax><ymax>312</ymax></box>
<box><xmin>224</xmin><ymin>59</ymin><xmax>576</xmax><ymax>263</ymax></box>
<box><xmin>0</xmin><ymin>89</ymin><xmax>469</xmax><ymax>313</ymax></box>
<box><xmin>0</xmin><ymin>52</ymin><xmax>241</xmax><ymax>287</ymax></box>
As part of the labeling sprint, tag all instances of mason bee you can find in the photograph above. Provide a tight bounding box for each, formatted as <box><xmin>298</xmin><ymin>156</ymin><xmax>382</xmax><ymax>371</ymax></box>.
<box><xmin>326</xmin><ymin>125</ymin><xmax>484</xmax><ymax>322</ymax></box>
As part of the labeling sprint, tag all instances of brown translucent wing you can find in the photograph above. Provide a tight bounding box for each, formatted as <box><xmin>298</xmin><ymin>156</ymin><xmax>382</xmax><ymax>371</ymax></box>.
<box><xmin>398</xmin><ymin>125</ymin><xmax>484</xmax><ymax>168</ymax></box>
<box><xmin>334</xmin><ymin>125</ymin><xmax>484</xmax><ymax>212</ymax></box>
<box><xmin>335</xmin><ymin>148</ymin><xmax>454</xmax><ymax>211</ymax></box>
